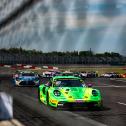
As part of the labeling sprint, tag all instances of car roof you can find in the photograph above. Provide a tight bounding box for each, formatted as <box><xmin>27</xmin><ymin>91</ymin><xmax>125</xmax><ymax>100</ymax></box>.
<box><xmin>17</xmin><ymin>71</ymin><xmax>34</xmax><ymax>74</ymax></box>
<box><xmin>52</xmin><ymin>76</ymin><xmax>80</xmax><ymax>81</ymax></box>
<box><xmin>63</xmin><ymin>71</ymin><xmax>73</xmax><ymax>73</ymax></box>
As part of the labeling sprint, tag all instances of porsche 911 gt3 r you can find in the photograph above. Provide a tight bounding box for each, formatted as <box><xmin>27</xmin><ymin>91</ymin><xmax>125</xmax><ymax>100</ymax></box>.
<box><xmin>38</xmin><ymin>76</ymin><xmax>102</xmax><ymax>109</ymax></box>
<box><xmin>13</xmin><ymin>71</ymin><xmax>40</xmax><ymax>86</ymax></box>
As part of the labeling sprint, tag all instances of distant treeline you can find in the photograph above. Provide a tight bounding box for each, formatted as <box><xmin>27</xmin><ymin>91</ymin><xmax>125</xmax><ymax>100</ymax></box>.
<box><xmin>0</xmin><ymin>48</ymin><xmax>125</xmax><ymax>65</ymax></box>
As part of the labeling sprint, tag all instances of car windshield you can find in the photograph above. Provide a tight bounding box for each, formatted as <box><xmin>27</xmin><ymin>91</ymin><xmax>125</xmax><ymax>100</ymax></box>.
<box><xmin>62</xmin><ymin>73</ymin><xmax>73</xmax><ymax>76</ymax></box>
<box><xmin>54</xmin><ymin>79</ymin><xmax>85</xmax><ymax>87</ymax></box>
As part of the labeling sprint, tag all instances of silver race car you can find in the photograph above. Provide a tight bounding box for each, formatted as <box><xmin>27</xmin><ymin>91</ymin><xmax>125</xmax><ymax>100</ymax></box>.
<box><xmin>13</xmin><ymin>70</ymin><xmax>40</xmax><ymax>86</ymax></box>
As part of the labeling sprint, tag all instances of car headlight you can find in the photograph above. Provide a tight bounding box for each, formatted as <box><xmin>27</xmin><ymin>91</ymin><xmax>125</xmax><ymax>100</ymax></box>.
<box><xmin>16</xmin><ymin>77</ymin><xmax>21</xmax><ymax>81</ymax></box>
<box><xmin>34</xmin><ymin>78</ymin><xmax>39</xmax><ymax>82</ymax></box>
<box><xmin>92</xmin><ymin>90</ymin><xmax>98</xmax><ymax>96</ymax></box>
<box><xmin>53</xmin><ymin>90</ymin><xmax>61</xmax><ymax>96</ymax></box>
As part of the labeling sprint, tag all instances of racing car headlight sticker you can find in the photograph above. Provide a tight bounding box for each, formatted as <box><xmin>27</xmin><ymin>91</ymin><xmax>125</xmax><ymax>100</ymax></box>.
<box><xmin>53</xmin><ymin>90</ymin><xmax>61</xmax><ymax>96</ymax></box>
<box><xmin>92</xmin><ymin>90</ymin><xmax>98</xmax><ymax>96</ymax></box>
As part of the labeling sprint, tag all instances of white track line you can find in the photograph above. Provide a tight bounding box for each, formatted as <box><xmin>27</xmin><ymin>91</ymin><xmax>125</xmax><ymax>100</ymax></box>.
<box><xmin>94</xmin><ymin>86</ymin><xmax>115</xmax><ymax>87</ymax></box>
<box><xmin>117</xmin><ymin>102</ymin><xmax>126</xmax><ymax>106</ymax></box>
<box><xmin>110</xmin><ymin>79</ymin><xmax>126</xmax><ymax>83</ymax></box>
<box><xmin>94</xmin><ymin>83</ymin><xmax>116</xmax><ymax>87</ymax></box>
<box><xmin>94</xmin><ymin>83</ymin><xmax>126</xmax><ymax>88</ymax></box>
<box><xmin>113</xmin><ymin>86</ymin><xmax>126</xmax><ymax>87</ymax></box>
<box><xmin>94</xmin><ymin>85</ymin><xmax>126</xmax><ymax>88</ymax></box>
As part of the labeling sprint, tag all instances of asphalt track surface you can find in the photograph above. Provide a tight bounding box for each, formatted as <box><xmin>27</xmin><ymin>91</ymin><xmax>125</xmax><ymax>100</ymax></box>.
<box><xmin>0</xmin><ymin>76</ymin><xmax>126</xmax><ymax>126</ymax></box>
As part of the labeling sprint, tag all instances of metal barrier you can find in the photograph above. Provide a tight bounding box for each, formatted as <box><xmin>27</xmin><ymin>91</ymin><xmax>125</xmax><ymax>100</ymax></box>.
<box><xmin>0</xmin><ymin>92</ymin><xmax>13</xmax><ymax>120</ymax></box>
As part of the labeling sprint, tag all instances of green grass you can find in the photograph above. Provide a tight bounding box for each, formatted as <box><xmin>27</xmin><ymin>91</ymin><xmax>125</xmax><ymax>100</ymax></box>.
<box><xmin>60</xmin><ymin>66</ymin><xmax>126</xmax><ymax>76</ymax></box>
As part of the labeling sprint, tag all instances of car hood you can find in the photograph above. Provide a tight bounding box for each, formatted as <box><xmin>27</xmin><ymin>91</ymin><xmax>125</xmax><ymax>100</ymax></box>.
<box><xmin>19</xmin><ymin>76</ymin><xmax>36</xmax><ymax>80</ymax></box>
<box><xmin>56</xmin><ymin>87</ymin><xmax>92</xmax><ymax>99</ymax></box>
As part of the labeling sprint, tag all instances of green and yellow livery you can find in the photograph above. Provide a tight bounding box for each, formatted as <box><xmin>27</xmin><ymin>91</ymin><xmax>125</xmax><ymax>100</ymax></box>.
<box><xmin>38</xmin><ymin>76</ymin><xmax>102</xmax><ymax>109</ymax></box>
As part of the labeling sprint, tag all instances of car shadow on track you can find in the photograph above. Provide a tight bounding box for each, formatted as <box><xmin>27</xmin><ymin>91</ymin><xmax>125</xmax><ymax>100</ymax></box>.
<box><xmin>55</xmin><ymin>106</ymin><xmax>111</xmax><ymax>112</ymax></box>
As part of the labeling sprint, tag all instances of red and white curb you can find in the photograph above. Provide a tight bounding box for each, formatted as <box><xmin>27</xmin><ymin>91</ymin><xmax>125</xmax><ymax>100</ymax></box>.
<box><xmin>43</xmin><ymin>66</ymin><xmax>58</xmax><ymax>70</ymax></box>
<box><xmin>0</xmin><ymin>64</ymin><xmax>58</xmax><ymax>70</ymax></box>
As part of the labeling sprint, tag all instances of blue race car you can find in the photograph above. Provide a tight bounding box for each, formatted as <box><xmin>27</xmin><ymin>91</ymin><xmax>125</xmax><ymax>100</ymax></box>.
<box><xmin>13</xmin><ymin>71</ymin><xmax>40</xmax><ymax>86</ymax></box>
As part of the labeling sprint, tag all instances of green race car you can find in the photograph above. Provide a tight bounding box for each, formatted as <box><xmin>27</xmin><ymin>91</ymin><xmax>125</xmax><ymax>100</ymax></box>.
<box><xmin>38</xmin><ymin>76</ymin><xmax>102</xmax><ymax>109</ymax></box>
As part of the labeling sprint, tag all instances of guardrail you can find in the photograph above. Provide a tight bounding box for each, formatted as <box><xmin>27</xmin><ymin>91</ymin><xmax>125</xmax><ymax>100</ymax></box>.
<box><xmin>0</xmin><ymin>92</ymin><xmax>13</xmax><ymax>120</ymax></box>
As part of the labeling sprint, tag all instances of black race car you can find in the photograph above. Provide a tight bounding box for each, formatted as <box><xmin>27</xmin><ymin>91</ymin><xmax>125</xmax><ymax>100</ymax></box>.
<box><xmin>87</xmin><ymin>71</ymin><xmax>98</xmax><ymax>78</ymax></box>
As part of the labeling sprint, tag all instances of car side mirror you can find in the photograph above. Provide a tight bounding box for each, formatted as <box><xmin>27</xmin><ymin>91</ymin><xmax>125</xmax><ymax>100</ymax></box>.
<box><xmin>45</xmin><ymin>82</ymin><xmax>51</xmax><ymax>87</ymax></box>
<box><xmin>44</xmin><ymin>83</ymin><xmax>49</xmax><ymax>87</ymax></box>
<box><xmin>87</xmin><ymin>83</ymin><xmax>93</xmax><ymax>87</ymax></box>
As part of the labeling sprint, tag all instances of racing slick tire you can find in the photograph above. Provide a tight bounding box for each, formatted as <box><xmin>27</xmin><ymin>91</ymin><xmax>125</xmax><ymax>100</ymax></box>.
<box><xmin>46</xmin><ymin>93</ymin><xmax>57</xmax><ymax>110</ymax></box>
<box><xmin>38</xmin><ymin>88</ymin><xmax>41</xmax><ymax>102</ymax></box>
<box><xmin>46</xmin><ymin>92</ymin><xmax>50</xmax><ymax>106</ymax></box>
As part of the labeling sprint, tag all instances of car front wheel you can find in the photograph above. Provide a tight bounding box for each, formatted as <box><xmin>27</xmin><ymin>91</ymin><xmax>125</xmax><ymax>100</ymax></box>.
<box><xmin>46</xmin><ymin>92</ymin><xmax>50</xmax><ymax>106</ymax></box>
<box><xmin>38</xmin><ymin>88</ymin><xmax>41</xmax><ymax>102</ymax></box>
